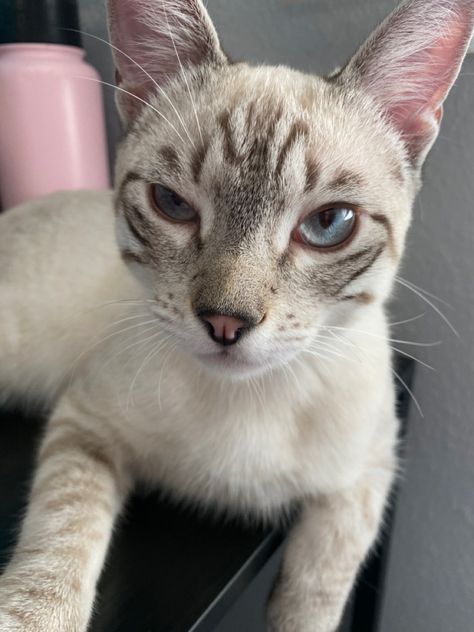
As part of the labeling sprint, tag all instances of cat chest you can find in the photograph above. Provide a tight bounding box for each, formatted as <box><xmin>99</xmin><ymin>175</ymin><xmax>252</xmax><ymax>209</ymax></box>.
<box><xmin>133</xmin><ymin>402</ymin><xmax>361</xmax><ymax>516</ymax></box>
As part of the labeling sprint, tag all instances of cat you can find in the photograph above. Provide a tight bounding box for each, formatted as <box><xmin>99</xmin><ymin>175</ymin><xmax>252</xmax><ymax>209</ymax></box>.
<box><xmin>0</xmin><ymin>0</ymin><xmax>472</xmax><ymax>631</ymax></box>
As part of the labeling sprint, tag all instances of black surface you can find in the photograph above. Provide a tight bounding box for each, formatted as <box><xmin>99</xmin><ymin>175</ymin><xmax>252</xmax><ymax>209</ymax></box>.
<box><xmin>0</xmin><ymin>0</ymin><xmax>81</xmax><ymax>47</ymax></box>
<box><xmin>92</xmin><ymin>499</ymin><xmax>284</xmax><ymax>632</ymax></box>
<box><xmin>349</xmin><ymin>356</ymin><xmax>415</xmax><ymax>632</ymax></box>
<box><xmin>0</xmin><ymin>408</ymin><xmax>284</xmax><ymax>632</ymax></box>
<box><xmin>0</xmin><ymin>357</ymin><xmax>414</xmax><ymax>632</ymax></box>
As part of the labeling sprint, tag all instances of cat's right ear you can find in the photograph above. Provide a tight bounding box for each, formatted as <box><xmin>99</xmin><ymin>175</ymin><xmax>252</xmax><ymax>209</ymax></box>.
<box><xmin>107</xmin><ymin>0</ymin><xmax>227</xmax><ymax>124</ymax></box>
<box><xmin>336</xmin><ymin>0</ymin><xmax>474</xmax><ymax>169</ymax></box>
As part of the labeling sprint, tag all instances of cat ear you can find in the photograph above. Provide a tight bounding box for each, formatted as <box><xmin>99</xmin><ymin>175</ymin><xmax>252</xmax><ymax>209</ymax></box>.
<box><xmin>338</xmin><ymin>0</ymin><xmax>474</xmax><ymax>167</ymax></box>
<box><xmin>107</xmin><ymin>0</ymin><xmax>227</xmax><ymax>123</ymax></box>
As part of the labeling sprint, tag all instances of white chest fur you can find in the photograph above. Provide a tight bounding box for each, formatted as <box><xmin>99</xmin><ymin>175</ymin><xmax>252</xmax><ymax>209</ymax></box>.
<box><xmin>68</xmin><ymin>333</ymin><xmax>395</xmax><ymax>520</ymax></box>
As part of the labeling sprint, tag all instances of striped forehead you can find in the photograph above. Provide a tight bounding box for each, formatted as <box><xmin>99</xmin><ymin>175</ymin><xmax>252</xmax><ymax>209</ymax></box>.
<box><xmin>148</xmin><ymin>83</ymin><xmax>402</xmax><ymax>250</ymax></box>
<box><xmin>191</xmin><ymin>100</ymin><xmax>317</xmax><ymax>240</ymax></box>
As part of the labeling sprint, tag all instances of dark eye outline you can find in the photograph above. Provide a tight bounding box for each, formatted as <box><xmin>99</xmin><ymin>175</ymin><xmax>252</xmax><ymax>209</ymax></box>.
<box><xmin>292</xmin><ymin>202</ymin><xmax>360</xmax><ymax>252</ymax></box>
<box><xmin>148</xmin><ymin>183</ymin><xmax>199</xmax><ymax>225</ymax></box>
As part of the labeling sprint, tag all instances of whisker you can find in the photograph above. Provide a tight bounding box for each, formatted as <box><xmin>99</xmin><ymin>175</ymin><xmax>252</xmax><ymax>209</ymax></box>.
<box><xmin>127</xmin><ymin>335</ymin><xmax>171</xmax><ymax>411</ymax></box>
<box><xmin>68</xmin><ymin>317</ymin><xmax>161</xmax><ymax>384</ymax></box>
<box><xmin>322</xmin><ymin>325</ymin><xmax>441</xmax><ymax>347</ymax></box>
<box><xmin>101</xmin><ymin>312</ymin><xmax>154</xmax><ymax>331</ymax></box>
<box><xmin>72</xmin><ymin>76</ymin><xmax>187</xmax><ymax>145</ymax></box>
<box><xmin>389</xmin><ymin>346</ymin><xmax>435</xmax><ymax>372</ymax></box>
<box><xmin>157</xmin><ymin>340</ymin><xmax>180</xmax><ymax>409</ymax></box>
<box><xmin>162</xmin><ymin>1</ymin><xmax>204</xmax><ymax>146</ymax></box>
<box><xmin>302</xmin><ymin>349</ymin><xmax>337</xmax><ymax>364</ymax></box>
<box><xmin>389</xmin><ymin>313</ymin><xmax>425</xmax><ymax>327</ymax></box>
<box><xmin>327</xmin><ymin>329</ymin><xmax>358</xmax><ymax>348</ymax></box>
<box><xmin>307</xmin><ymin>339</ymin><xmax>353</xmax><ymax>362</ymax></box>
<box><xmin>395</xmin><ymin>277</ymin><xmax>459</xmax><ymax>338</ymax></box>
<box><xmin>396</xmin><ymin>276</ymin><xmax>452</xmax><ymax>308</ymax></box>
<box><xmin>392</xmin><ymin>367</ymin><xmax>423</xmax><ymax>418</ymax></box>
<box><xmin>79</xmin><ymin>299</ymin><xmax>153</xmax><ymax>317</ymax></box>
<box><xmin>92</xmin><ymin>325</ymin><xmax>163</xmax><ymax>380</ymax></box>
<box><xmin>65</xmin><ymin>28</ymin><xmax>196</xmax><ymax>148</ymax></box>
<box><xmin>279</xmin><ymin>363</ymin><xmax>294</xmax><ymax>392</ymax></box>
<box><xmin>249</xmin><ymin>375</ymin><xmax>266</xmax><ymax>411</ymax></box>
<box><xmin>322</xmin><ymin>325</ymin><xmax>425</xmax><ymax>415</ymax></box>
<box><xmin>102</xmin><ymin>324</ymin><xmax>163</xmax><ymax>366</ymax></box>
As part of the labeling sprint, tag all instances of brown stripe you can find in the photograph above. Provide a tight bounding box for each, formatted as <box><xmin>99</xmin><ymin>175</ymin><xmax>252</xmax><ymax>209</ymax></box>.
<box><xmin>7</xmin><ymin>607</ymin><xmax>31</xmax><ymax>623</ymax></box>
<box><xmin>275</xmin><ymin>120</ymin><xmax>309</xmax><ymax>177</ymax></box>
<box><xmin>34</xmin><ymin>469</ymin><xmax>110</xmax><ymax>500</ymax></box>
<box><xmin>44</xmin><ymin>490</ymin><xmax>113</xmax><ymax>515</ymax></box>
<box><xmin>248</xmin><ymin>103</ymin><xmax>284</xmax><ymax>172</ymax></box>
<box><xmin>158</xmin><ymin>146</ymin><xmax>181</xmax><ymax>176</ymax></box>
<box><xmin>122</xmin><ymin>204</ymin><xmax>154</xmax><ymax>250</ymax></box>
<box><xmin>335</xmin><ymin>244</ymin><xmax>386</xmax><ymax>295</ymax></box>
<box><xmin>52</xmin><ymin>544</ymin><xmax>89</xmax><ymax>565</ymax></box>
<box><xmin>245</xmin><ymin>99</ymin><xmax>257</xmax><ymax>134</ymax></box>
<box><xmin>305</xmin><ymin>152</ymin><xmax>321</xmax><ymax>192</ymax></box>
<box><xmin>118</xmin><ymin>171</ymin><xmax>142</xmax><ymax>197</ymax></box>
<box><xmin>55</xmin><ymin>515</ymin><xmax>105</xmax><ymax>538</ymax></box>
<box><xmin>39</xmin><ymin>430</ymin><xmax>118</xmax><ymax>481</ymax></box>
<box><xmin>328</xmin><ymin>169</ymin><xmax>364</xmax><ymax>191</ymax></box>
<box><xmin>340</xmin><ymin>292</ymin><xmax>375</xmax><ymax>304</ymax></box>
<box><xmin>391</xmin><ymin>162</ymin><xmax>405</xmax><ymax>184</ymax></box>
<box><xmin>191</xmin><ymin>136</ymin><xmax>210</xmax><ymax>182</ymax></box>
<box><xmin>371</xmin><ymin>213</ymin><xmax>396</xmax><ymax>257</ymax></box>
<box><xmin>121</xmin><ymin>249</ymin><xmax>147</xmax><ymax>265</ymax></box>
<box><xmin>218</xmin><ymin>110</ymin><xmax>239</xmax><ymax>164</ymax></box>
<box><xmin>334</xmin><ymin>245</ymin><xmax>378</xmax><ymax>268</ymax></box>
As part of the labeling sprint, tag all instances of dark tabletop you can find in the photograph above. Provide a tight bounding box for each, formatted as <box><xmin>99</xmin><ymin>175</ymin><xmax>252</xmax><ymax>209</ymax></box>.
<box><xmin>0</xmin><ymin>405</ymin><xmax>285</xmax><ymax>632</ymax></box>
<box><xmin>0</xmin><ymin>356</ymin><xmax>414</xmax><ymax>632</ymax></box>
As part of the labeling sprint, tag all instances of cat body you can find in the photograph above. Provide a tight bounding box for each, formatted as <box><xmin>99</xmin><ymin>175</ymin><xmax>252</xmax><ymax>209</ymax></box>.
<box><xmin>1</xmin><ymin>190</ymin><xmax>394</xmax><ymax>517</ymax></box>
<box><xmin>0</xmin><ymin>1</ymin><xmax>473</xmax><ymax>631</ymax></box>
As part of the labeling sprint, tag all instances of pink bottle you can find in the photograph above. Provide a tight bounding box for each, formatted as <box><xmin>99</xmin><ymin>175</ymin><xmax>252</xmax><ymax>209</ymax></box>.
<box><xmin>0</xmin><ymin>0</ymin><xmax>109</xmax><ymax>210</ymax></box>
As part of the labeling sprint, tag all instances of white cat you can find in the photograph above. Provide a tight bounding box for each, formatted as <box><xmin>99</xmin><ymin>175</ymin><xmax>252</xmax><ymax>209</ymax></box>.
<box><xmin>0</xmin><ymin>1</ymin><xmax>472</xmax><ymax>631</ymax></box>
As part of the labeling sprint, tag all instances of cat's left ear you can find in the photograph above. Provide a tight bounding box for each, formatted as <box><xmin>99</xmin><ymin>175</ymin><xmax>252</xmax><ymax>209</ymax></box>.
<box><xmin>107</xmin><ymin>0</ymin><xmax>227</xmax><ymax>123</ymax></box>
<box><xmin>337</xmin><ymin>0</ymin><xmax>474</xmax><ymax>169</ymax></box>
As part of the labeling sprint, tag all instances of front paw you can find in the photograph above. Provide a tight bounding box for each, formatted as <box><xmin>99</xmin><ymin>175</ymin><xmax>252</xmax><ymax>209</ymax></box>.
<box><xmin>0</xmin><ymin>599</ymin><xmax>66</xmax><ymax>632</ymax></box>
<box><xmin>267</xmin><ymin>578</ymin><xmax>340</xmax><ymax>632</ymax></box>
<box><xmin>0</xmin><ymin>609</ymin><xmax>24</xmax><ymax>632</ymax></box>
<box><xmin>0</xmin><ymin>592</ymin><xmax>48</xmax><ymax>632</ymax></box>
<box><xmin>0</xmin><ymin>575</ymin><xmax>76</xmax><ymax>632</ymax></box>
<box><xmin>0</xmin><ymin>594</ymin><xmax>43</xmax><ymax>632</ymax></box>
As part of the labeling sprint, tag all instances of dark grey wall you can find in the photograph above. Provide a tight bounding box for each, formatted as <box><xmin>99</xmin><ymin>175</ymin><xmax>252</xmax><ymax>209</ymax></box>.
<box><xmin>79</xmin><ymin>2</ymin><xmax>474</xmax><ymax>631</ymax></box>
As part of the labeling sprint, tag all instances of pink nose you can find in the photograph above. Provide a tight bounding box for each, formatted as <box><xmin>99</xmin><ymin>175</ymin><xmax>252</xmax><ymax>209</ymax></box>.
<box><xmin>201</xmin><ymin>313</ymin><xmax>247</xmax><ymax>346</ymax></box>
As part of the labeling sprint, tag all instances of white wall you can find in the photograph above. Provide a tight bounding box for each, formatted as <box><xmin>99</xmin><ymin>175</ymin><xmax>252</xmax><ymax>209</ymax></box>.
<box><xmin>79</xmin><ymin>1</ymin><xmax>474</xmax><ymax>630</ymax></box>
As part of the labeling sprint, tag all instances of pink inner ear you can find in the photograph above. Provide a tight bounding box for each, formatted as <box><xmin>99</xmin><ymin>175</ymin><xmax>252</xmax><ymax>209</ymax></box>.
<box><xmin>109</xmin><ymin>0</ymin><xmax>155</xmax><ymax>90</ymax></box>
<box><xmin>381</xmin><ymin>10</ymin><xmax>471</xmax><ymax>150</ymax></box>
<box><xmin>107</xmin><ymin>0</ymin><xmax>225</xmax><ymax>122</ymax></box>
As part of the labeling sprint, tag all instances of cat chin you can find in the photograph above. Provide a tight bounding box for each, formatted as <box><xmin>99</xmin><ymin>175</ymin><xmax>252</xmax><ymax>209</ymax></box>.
<box><xmin>193</xmin><ymin>349</ymin><xmax>278</xmax><ymax>381</ymax></box>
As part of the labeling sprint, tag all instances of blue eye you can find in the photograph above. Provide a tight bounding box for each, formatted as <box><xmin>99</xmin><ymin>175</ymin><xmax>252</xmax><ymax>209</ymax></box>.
<box><xmin>296</xmin><ymin>206</ymin><xmax>357</xmax><ymax>249</ymax></box>
<box><xmin>150</xmin><ymin>184</ymin><xmax>198</xmax><ymax>223</ymax></box>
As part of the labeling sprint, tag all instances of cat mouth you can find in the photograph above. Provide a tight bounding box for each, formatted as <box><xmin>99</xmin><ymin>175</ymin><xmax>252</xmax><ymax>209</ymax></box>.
<box><xmin>195</xmin><ymin>347</ymin><xmax>264</xmax><ymax>376</ymax></box>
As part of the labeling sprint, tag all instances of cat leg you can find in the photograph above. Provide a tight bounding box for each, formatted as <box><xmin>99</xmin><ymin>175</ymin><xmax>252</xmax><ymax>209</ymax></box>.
<box><xmin>0</xmin><ymin>404</ymin><xmax>130</xmax><ymax>632</ymax></box>
<box><xmin>267</xmin><ymin>451</ymin><xmax>395</xmax><ymax>632</ymax></box>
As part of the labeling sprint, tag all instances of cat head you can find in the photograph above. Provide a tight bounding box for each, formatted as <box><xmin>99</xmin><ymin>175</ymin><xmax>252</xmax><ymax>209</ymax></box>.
<box><xmin>108</xmin><ymin>0</ymin><xmax>473</xmax><ymax>379</ymax></box>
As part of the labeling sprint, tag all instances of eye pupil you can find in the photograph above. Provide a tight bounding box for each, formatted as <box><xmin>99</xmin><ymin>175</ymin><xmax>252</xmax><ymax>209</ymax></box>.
<box><xmin>297</xmin><ymin>206</ymin><xmax>356</xmax><ymax>249</ymax></box>
<box><xmin>170</xmin><ymin>191</ymin><xmax>184</xmax><ymax>206</ymax></box>
<box><xmin>150</xmin><ymin>184</ymin><xmax>197</xmax><ymax>223</ymax></box>
<box><xmin>319</xmin><ymin>209</ymin><xmax>335</xmax><ymax>230</ymax></box>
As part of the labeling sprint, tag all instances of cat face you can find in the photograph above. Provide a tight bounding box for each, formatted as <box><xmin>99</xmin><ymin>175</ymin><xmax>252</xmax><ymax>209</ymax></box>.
<box><xmin>109</xmin><ymin>0</ymin><xmax>473</xmax><ymax>378</ymax></box>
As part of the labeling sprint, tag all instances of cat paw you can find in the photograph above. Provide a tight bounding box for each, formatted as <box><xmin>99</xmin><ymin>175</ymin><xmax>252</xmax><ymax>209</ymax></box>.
<box><xmin>0</xmin><ymin>602</ymin><xmax>46</xmax><ymax>632</ymax></box>
<box><xmin>0</xmin><ymin>611</ymin><xmax>23</xmax><ymax>632</ymax></box>
<box><xmin>0</xmin><ymin>578</ymin><xmax>79</xmax><ymax>632</ymax></box>
<box><xmin>266</xmin><ymin>582</ymin><xmax>340</xmax><ymax>632</ymax></box>
<box><xmin>0</xmin><ymin>604</ymin><xmax>70</xmax><ymax>632</ymax></box>
<box><xmin>267</xmin><ymin>605</ymin><xmax>338</xmax><ymax>632</ymax></box>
